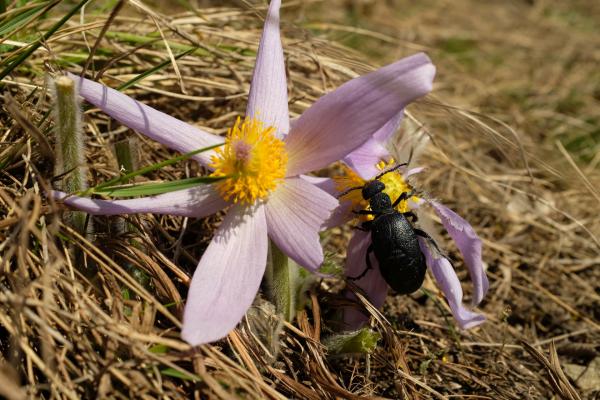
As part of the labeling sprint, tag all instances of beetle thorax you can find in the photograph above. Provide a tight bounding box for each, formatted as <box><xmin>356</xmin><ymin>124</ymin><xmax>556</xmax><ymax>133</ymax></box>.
<box><xmin>369</xmin><ymin>192</ymin><xmax>392</xmax><ymax>212</ymax></box>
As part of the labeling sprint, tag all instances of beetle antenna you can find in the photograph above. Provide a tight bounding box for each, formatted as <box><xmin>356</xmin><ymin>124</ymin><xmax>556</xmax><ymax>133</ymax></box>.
<box><xmin>337</xmin><ymin>185</ymin><xmax>363</xmax><ymax>199</ymax></box>
<box><xmin>375</xmin><ymin>145</ymin><xmax>417</xmax><ymax>180</ymax></box>
<box><xmin>375</xmin><ymin>162</ymin><xmax>408</xmax><ymax>180</ymax></box>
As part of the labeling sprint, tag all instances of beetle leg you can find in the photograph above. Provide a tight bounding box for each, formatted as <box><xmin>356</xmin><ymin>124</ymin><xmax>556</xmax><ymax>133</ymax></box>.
<box><xmin>352</xmin><ymin>220</ymin><xmax>372</xmax><ymax>231</ymax></box>
<box><xmin>392</xmin><ymin>191</ymin><xmax>415</xmax><ymax>208</ymax></box>
<box><xmin>361</xmin><ymin>220</ymin><xmax>373</xmax><ymax>230</ymax></box>
<box><xmin>403</xmin><ymin>211</ymin><xmax>418</xmax><ymax>223</ymax></box>
<box><xmin>414</xmin><ymin>228</ymin><xmax>444</xmax><ymax>255</ymax></box>
<box><xmin>347</xmin><ymin>243</ymin><xmax>374</xmax><ymax>281</ymax></box>
<box><xmin>353</xmin><ymin>209</ymin><xmax>378</xmax><ymax>215</ymax></box>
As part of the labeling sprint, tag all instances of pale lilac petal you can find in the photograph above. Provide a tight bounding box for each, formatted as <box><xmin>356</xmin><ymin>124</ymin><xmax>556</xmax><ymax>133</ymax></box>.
<box><xmin>318</xmin><ymin>105</ymin><xmax>413</xmax><ymax>186</ymax></box>
<box><xmin>343</xmin><ymin>138</ymin><xmax>391</xmax><ymax>180</ymax></box>
<box><xmin>404</xmin><ymin>167</ymin><xmax>424</xmax><ymax>178</ymax></box>
<box><xmin>246</xmin><ymin>0</ymin><xmax>289</xmax><ymax>136</ymax></box>
<box><xmin>289</xmin><ymin>116</ymin><xmax>298</xmax><ymax>130</ymax></box>
<box><xmin>419</xmin><ymin>239</ymin><xmax>485</xmax><ymax>330</ymax></box>
<box><xmin>373</xmin><ymin>111</ymin><xmax>404</xmax><ymax>143</ymax></box>
<box><xmin>409</xmin><ymin>197</ymin><xmax>425</xmax><ymax>209</ymax></box>
<box><xmin>299</xmin><ymin>175</ymin><xmax>352</xmax><ymax>228</ymax></box>
<box><xmin>265</xmin><ymin>177</ymin><xmax>337</xmax><ymax>271</ymax></box>
<box><xmin>51</xmin><ymin>186</ymin><xmax>227</xmax><ymax>217</ymax></box>
<box><xmin>322</xmin><ymin>200</ymin><xmax>354</xmax><ymax>229</ymax></box>
<box><xmin>68</xmin><ymin>73</ymin><xmax>222</xmax><ymax>166</ymax></box>
<box><xmin>344</xmin><ymin>230</ymin><xmax>388</xmax><ymax>329</ymax></box>
<box><xmin>342</xmin><ymin>111</ymin><xmax>403</xmax><ymax>179</ymax></box>
<box><xmin>430</xmin><ymin>201</ymin><xmax>489</xmax><ymax>305</ymax></box>
<box><xmin>182</xmin><ymin>204</ymin><xmax>268</xmax><ymax>345</ymax></box>
<box><xmin>299</xmin><ymin>175</ymin><xmax>336</xmax><ymax>195</ymax></box>
<box><xmin>285</xmin><ymin>53</ymin><xmax>435</xmax><ymax>176</ymax></box>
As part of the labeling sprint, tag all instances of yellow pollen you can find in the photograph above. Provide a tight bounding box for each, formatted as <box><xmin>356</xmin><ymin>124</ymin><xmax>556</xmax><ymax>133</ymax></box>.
<box><xmin>376</xmin><ymin>158</ymin><xmax>418</xmax><ymax>214</ymax></box>
<box><xmin>334</xmin><ymin>165</ymin><xmax>369</xmax><ymax>212</ymax></box>
<box><xmin>210</xmin><ymin>117</ymin><xmax>287</xmax><ymax>204</ymax></box>
<box><xmin>334</xmin><ymin>158</ymin><xmax>419</xmax><ymax>221</ymax></box>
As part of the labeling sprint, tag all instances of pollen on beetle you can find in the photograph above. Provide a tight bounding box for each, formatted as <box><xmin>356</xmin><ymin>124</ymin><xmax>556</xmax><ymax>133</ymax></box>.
<box><xmin>209</xmin><ymin>117</ymin><xmax>287</xmax><ymax>204</ymax></box>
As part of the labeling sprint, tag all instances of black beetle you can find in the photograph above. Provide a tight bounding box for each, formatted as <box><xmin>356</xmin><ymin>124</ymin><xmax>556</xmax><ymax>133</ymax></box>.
<box><xmin>340</xmin><ymin>164</ymin><xmax>438</xmax><ymax>294</ymax></box>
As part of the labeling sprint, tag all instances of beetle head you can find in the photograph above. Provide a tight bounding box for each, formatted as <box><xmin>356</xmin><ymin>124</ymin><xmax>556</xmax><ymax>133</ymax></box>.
<box><xmin>362</xmin><ymin>180</ymin><xmax>385</xmax><ymax>200</ymax></box>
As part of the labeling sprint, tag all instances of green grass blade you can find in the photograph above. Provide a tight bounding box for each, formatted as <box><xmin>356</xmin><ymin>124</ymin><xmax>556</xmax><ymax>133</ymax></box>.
<box><xmin>0</xmin><ymin>0</ymin><xmax>89</xmax><ymax>81</ymax></box>
<box><xmin>148</xmin><ymin>344</ymin><xmax>168</xmax><ymax>354</ymax></box>
<box><xmin>95</xmin><ymin>176</ymin><xmax>227</xmax><ymax>197</ymax></box>
<box><xmin>0</xmin><ymin>2</ymin><xmax>49</xmax><ymax>37</ymax></box>
<box><xmin>159</xmin><ymin>368</ymin><xmax>200</xmax><ymax>382</ymax></box>
<box><xmin>80</xmin><ymin>142</ymin><xmax>224</xmax><ymax>195</ymax></box>
<box><xmin>116</xmin><ymin>46</ymin><xmax>197</xmax><ymax>91</ymax></box>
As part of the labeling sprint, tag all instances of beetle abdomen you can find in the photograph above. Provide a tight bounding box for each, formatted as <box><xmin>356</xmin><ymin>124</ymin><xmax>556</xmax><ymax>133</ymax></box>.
<box><xmin>370</xmin><ymin>214</ymin><xmax>428</xmax><ymax>294</ymax></box>
<box><xmin>377</xmin><ymin>249</ymin><xmax>426</xmax><ymax>294</ymax></box>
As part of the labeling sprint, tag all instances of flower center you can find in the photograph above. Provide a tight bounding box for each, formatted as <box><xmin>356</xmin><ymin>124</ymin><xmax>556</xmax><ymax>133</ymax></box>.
<box><xmin>210</xmin><ymin>117</ymin><xmax>287</xmax><ymax>204</ymax></box>
<box><xmin>375</xmin><ymin>159</ymin><xmax>415</xmax><ymax>213</ymax></box>
<box><xmin>335</xmin><ymin>158</ymin><xmax>418</xmax><ymax>220</ymax></box>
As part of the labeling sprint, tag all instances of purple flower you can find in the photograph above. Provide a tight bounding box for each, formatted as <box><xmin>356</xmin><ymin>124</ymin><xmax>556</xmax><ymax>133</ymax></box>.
<box><xmin>319</xmin><ymin>111</ymin><xmax>488</xmax><ymax>330</ymax></box>
<box><xmin>52</xmin><ymin>0</ymin><xmax>435</xmax><ymax>345</ymax></box>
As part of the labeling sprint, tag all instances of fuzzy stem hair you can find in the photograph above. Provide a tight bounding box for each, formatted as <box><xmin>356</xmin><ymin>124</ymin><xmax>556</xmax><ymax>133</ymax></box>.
<box><xmin>53</xmin><ymin>75</ymin><xmax>88</xmax><ymax>234</ymax></box>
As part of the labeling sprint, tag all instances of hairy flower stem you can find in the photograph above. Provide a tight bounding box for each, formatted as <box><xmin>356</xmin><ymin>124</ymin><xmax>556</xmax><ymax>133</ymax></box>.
<box><xmin>53</xmin><ymin>76</ymin><xmax>88</xmax><ymax>235</ymax></box>
<box><xmin>265</xmin><ymin>240</ymin><xmax>299</xmax><ymax>321</ymax></box>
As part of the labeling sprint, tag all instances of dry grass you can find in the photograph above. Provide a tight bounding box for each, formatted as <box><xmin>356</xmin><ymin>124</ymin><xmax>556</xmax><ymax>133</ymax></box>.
<box><xmin>1</xmin><ymin>0</ymin><xmax>599</xmax><ymax>399</ymax></box>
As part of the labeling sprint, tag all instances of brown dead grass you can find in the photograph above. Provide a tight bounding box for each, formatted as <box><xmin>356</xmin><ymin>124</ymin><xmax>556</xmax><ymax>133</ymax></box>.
<box><xmin>0</xmin><ymin>0</ymin><xmax>598</xmax><ymax>399</ymax></box>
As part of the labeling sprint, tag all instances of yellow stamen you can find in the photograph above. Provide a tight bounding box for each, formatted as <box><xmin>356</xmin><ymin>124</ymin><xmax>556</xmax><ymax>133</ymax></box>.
<box><xmin>334</xmin><ymin>158</ymin><xmax>419</xmax><ymax>220</ymax></box>
<box><xmin>334</xmin><ymin>165</ymin><xmax>369</xmax><ymax>212</ymax></box>
<box><xmin>375</xmin><ymin>158</ymin><xmax>417</xmax><ymax>213</ymax></box>
<box><xmin>210</xmin><ymin>117</ymin><xmax>287</xmax><ymax>204</ymax></box>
